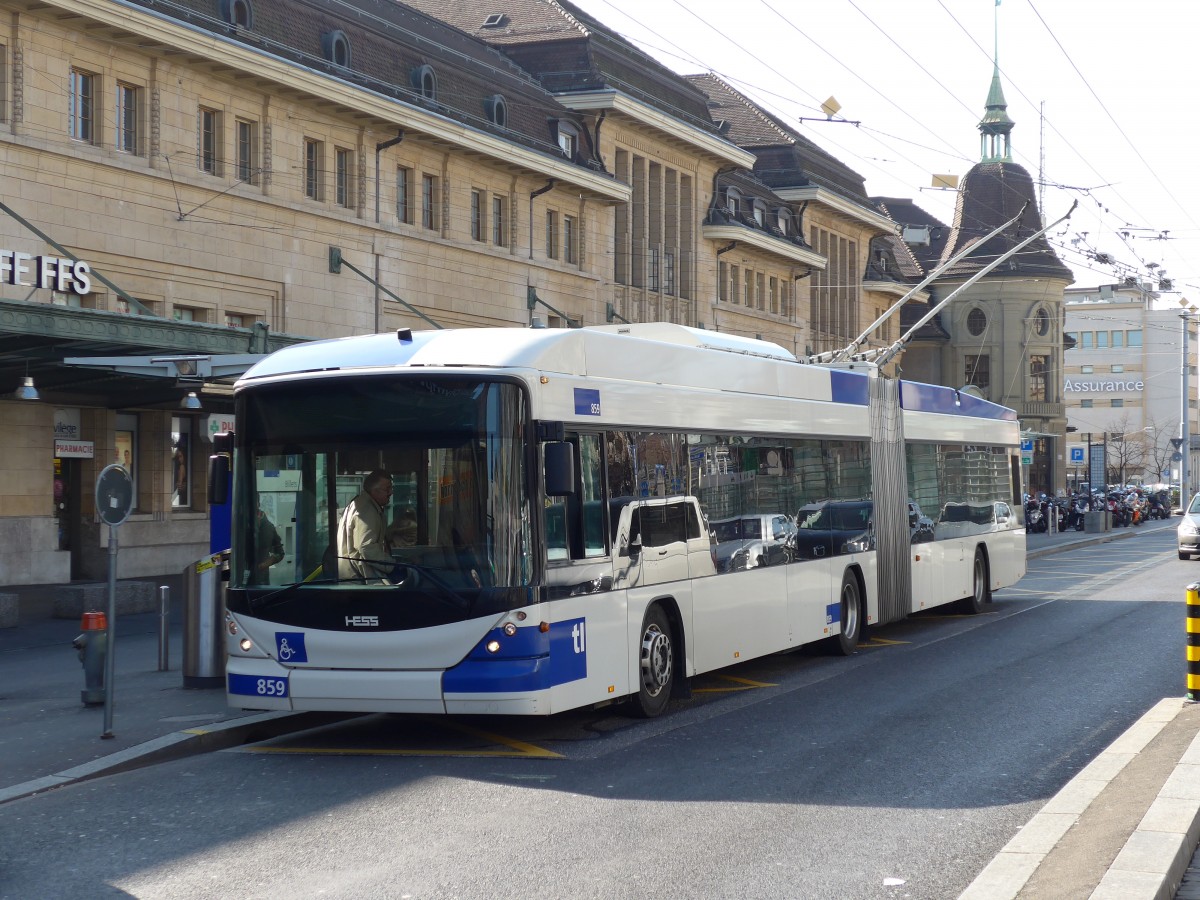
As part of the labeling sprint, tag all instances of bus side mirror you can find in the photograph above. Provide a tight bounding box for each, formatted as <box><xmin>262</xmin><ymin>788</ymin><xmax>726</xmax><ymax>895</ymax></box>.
<box><xmin>544</xmin><ymin>441</ymin><xmax>576</xmax><ymax>496</ymax></box>
<box><xmin>207</xmin><ymin>454</ymin><xmax>230</xmax><ymax>506</ymax></box>
<box><xmin>207</xmin><ymin>431</ymin><xmax>233</xmax><ymax>505</ymax></box>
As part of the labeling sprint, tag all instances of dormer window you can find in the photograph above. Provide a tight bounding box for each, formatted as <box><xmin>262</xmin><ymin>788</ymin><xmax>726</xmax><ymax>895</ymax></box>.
<box><xmin>482</xmin><ymin>13</ymin><xmax>508</xmax><ymax>27</ymax></box>
<box><xmin>776</xmin><ymin>209</ymin><xmax>789</xmax><ymax>235</ymax></box>
<box><xmin>484</xmin><ymin>94</ymin><xmax>507</xmax><ymax>128</ymax></box>
<box><xmin>221</xmin><ymin>0</ymin><xmax>253</xmax><ymax>28</ymax></box>
<box><xmin>322</xmin><ymin>30</ymin><xmax>351</xmax><ymax>68</ymax></box>
<box><xmin>752</xmin><ymin>201</ymin><xmax>766</xmax><ymax>227</ymax></box>
<box><xmin>725</xmin><ymin>188</ymin><xmax>741</xmax><ymax>217</ymax></box>
<box><xmin>557</xmin><ymin>122</ymin><xmax>578</xmax><ymax>159</ymax></box>
<box><xmin>411</xmin><ymin>64</ymin><xmax>437</xmax><ymax>102</ymax></box>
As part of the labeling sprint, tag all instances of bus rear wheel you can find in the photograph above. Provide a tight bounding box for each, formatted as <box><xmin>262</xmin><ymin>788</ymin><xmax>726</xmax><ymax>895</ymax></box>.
<box><xmin>831</xmin><ymin>571</ymin><xmax>862</xmax><ymax>656</ymax></box>
<box><xmin>632</xmin><ymin>605</ymin><xmax>674</xmax><ymax>718</ymax></box>
<box><xmin>957</xmin><ymin>548</ymin><xmax>990</xmax><ymax>614</ymax></box>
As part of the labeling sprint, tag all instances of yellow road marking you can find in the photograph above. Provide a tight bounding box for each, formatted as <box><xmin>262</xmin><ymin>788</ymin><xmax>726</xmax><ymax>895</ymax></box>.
<box><xmin>860</xmin><ymin>637</ymin><xmax>908</xmax><ymax>646</ymax></box>
<box><xmin>693</xmin><ymin>673</ymin><xmax>778</xmax><ymax>693</ymax></box>
<box><xmin>240</xmin><ymin>717</ymin><xmax>563</xmax><ymax>759</ymax></box>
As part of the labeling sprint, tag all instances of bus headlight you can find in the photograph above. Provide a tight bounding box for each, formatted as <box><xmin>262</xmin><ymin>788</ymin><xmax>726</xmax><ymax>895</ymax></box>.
<box><xmin>502</xmin><ymin>622</ymin><xmax>518</xmax><ymax>636</ymax></box>
<box><xmin>486</xmin><ymin>640</ymin><xmax>501</xmax><ymax>653</ymax></box>
<box><xmin>239</xmin><ymin>638</ymin><xmax>254</xmax><ymax>653</ymax></box>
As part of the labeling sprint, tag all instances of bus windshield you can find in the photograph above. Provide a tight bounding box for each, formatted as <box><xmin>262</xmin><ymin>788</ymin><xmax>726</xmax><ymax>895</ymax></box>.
<box><xmin>229</xmin><ymin>375</ymin><xmax>531</xmax><ymax>607</ymax></box>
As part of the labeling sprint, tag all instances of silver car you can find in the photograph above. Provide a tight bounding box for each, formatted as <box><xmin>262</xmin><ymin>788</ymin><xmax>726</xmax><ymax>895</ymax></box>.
<box><xmin>1178</xmin><ymin>493</ymin><xmax>1200</xmax><ymax>560</ymax></box>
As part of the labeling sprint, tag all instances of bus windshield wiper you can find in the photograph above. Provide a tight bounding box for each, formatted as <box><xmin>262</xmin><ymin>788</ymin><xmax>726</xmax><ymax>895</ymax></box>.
<box><xmin>248</xmin><ymin>577</ymin><xmax>337</xmax><ymax>614</ymax></box>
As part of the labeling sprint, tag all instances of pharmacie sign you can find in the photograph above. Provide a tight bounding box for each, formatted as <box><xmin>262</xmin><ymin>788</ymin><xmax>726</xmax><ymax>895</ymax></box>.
<box><xmin>1063</xmin><ymin>377</ymin><xmax>1144</xmax><ymax>393</ymax></box>
<box><xmin>0</xmin><ymin>249</ymin><xmax>91</xmax><ymax>294</ymax></box>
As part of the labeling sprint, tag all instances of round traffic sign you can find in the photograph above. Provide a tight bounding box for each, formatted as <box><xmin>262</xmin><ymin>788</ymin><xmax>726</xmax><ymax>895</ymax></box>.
<box><xmin>95</xmin><ymin>464</ymin><xmax>134</xmax><ymax>526</ymax></box>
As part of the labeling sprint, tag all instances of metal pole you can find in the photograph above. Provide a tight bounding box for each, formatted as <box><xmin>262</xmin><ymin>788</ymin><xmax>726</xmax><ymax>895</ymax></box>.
<box><xmin>1183</xmin><ymin>314</ymin><xmax>1191</xmax><ymax>508</ymax></box>
<box><xmin>158</xmin><ymin>585</ymin><xmax>170</xmax><ymax>672</ymax></box>
<box><xmin>101</xmin><ymin>525</ymin><xmax>117</xmax><ymax>739</ymax></box>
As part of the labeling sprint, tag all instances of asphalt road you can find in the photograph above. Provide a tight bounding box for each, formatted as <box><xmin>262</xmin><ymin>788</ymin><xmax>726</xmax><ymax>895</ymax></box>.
<box><xmin>0</xmin><ymin>529</ymin><xmax>1186</xmax><ymax>900</ymax></box>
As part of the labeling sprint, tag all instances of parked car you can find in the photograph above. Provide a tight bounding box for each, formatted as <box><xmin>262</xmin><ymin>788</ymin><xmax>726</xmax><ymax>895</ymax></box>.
<box><xmin>1178</xmin><ymin>493</ymin><xmax>1200</xmax><ymax>560</ymax></box>
<box><xmin>711</xmin><ymin>514</ymin><xmax>794</xmax><ymax>572</ymax></box>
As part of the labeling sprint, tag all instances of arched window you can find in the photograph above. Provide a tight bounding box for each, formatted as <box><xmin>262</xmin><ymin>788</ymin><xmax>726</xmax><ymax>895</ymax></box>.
<box><xmin>776</xmin><ymin>208</ymin><xmax>790</xmax><ymax>235</ymax></box>
<box><xmin>752</xmin><ymin>201</ymin><xmax>766</xmax><ymax>227</ymax></box>
<box><xmin>221</xmin><ymin>0</ymin><xmax>253</xmax><ymax>28</ymax></box>
<box><xmin>411</xmin><ymin>65</ymin><xmax>437</xmax><ymax>102</ymax></box>
<box><xmin>322</xmin><ymin>30</ymin><xmax>351</xmax><ymax>68</ymax></box>
<box><xmin>1034</xmin><ymin>307</ymin><xmax>1050</xmax><ymax>336</ymax></box>
<box><xmin>967</xmin><ymin>307</ymin><xmax>987</xmax><ymax>337</ymax></box>
<box><xmin>484</xmin><ymin>95</ymin><xmax>507</xmax><ymax>128</ymax></box>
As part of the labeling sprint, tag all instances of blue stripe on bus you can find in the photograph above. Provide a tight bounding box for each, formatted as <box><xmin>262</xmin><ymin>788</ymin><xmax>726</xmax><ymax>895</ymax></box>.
<box><xmin>899</xmin><ymin>381</ymin><xmax>1018</xmax><ymax>420</ymax></box>
<box><xmin>442</xmin><ymin>618</ymin><xmax>587</xmax><ymax>694</ymax></box>
<box><xmin>829</xmin><ymin>369</ymin><xmax>870</xmax><ymax>405</ymax></box>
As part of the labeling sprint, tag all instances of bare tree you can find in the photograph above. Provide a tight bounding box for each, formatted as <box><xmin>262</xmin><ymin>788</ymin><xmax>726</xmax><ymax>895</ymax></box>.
<box><xmin>1145</xmin><ymin>415</ymin><xmax>1179</xmax><ymax>486</ymax></box>
<box><xmin>1103</xmin><ymin>414</ymin><xmax>1149</xmax><ymax>485</ymax></box>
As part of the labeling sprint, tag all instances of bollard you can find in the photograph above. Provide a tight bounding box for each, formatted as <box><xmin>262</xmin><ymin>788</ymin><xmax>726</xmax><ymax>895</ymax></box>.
<box><xmin>72</xmin><ymin>610</ymin><xmax>108</xmax><ymax>706</ymax></box>
<box><xmin>1189</xmin><ymin>583</ymin><xmax>1200</xmax><ymax>702</ymax></box>
<box><xmin>158</xmin><ymin>585</ymin><xmax>170</xmax><ymax>672</ymax></box>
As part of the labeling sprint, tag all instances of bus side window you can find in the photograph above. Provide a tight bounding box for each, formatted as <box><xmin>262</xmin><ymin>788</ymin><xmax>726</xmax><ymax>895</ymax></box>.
<box><xmin>545</xmin><ymin>502</ymin><xmax>569</xmax><ymax>561</ymax></box>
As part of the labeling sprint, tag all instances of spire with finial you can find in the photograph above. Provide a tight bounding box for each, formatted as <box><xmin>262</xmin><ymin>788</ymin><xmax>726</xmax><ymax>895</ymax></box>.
<box><xmin>978</xmin><ymin>0</ymin><xmax>1014</xmax><ymax>163</ymax></box>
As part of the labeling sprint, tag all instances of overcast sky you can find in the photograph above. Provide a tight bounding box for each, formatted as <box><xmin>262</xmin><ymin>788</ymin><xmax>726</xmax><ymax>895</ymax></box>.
<box><xmin>568</xmin><ymin>0</ymin><xmax>1198</xmax><ymax>297</ymax></box>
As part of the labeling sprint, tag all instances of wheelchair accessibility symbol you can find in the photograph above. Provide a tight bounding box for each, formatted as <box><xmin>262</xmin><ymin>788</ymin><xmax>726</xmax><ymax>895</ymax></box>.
<box><xmin>274</xmin><ymin>632</ymin><xmax>308</xmax><ymax>663</ymax></box>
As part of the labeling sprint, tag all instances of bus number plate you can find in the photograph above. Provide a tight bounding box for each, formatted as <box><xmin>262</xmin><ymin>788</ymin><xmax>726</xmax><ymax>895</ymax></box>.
<box><xmin>228</xmin><ymin>673</ymin><xmax>289</xmax><ymax>698</ymax></box>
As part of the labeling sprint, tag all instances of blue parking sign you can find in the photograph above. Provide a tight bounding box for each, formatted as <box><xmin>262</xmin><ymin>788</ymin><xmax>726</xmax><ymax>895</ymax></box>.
<box><xmin>1021</xmin><ymin>439</ymin><xmax>1033</xmax><ymax>452</ymax></box>
<box><xmin>1070</xmin><ymin>447</ymin><xmax>1085</xmax><ymax>463</ymax></box>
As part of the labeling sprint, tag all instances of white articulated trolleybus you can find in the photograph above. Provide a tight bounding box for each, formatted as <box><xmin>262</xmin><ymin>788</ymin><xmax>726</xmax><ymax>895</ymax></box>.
<box><xmin>213</xmin><ymin>322</ymin><xmax>1026</xmax><ymax>718</ymax></box>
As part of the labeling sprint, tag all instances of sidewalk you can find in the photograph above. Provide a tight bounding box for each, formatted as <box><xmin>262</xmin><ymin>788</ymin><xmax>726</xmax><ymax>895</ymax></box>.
<box><xmin>1</xmin><ymin>519</ymin><xmax>1194</xmax><ymax>899</ymax></box>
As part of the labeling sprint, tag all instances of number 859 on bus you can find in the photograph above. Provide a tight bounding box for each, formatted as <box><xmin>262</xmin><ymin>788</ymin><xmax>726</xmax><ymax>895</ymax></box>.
<box><xmin>228</xmin><ymin>673</ymin><xmax>289</xmax><ymax>698</ymax></box>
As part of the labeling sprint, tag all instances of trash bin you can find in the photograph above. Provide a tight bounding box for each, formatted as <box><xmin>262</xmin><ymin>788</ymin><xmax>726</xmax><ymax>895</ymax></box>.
<box><xmin>183</xmin><ymin>551</ymin><xmax>228</xmax><ymax>689</ymax></box>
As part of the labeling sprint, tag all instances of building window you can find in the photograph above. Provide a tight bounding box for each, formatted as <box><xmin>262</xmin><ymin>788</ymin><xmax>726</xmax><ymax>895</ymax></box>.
<box><xmin>236</xmin><ymin>119</ymin><xmax>257</xmax><ymax>183</ymax></box>
<box><xmin>756</xmin><ymin>273</ymin><xmax>765</xmax><ymax>310</ymax></box>
<box><xmin>647</xmin><ymin>246</ymin><xmax>659</xmax><ymax>290</ymax></box>
<box><xmin>471</xmin><ymin>190</ymin><xmax>484</xmax><ymax>242</ymax></box>
<box><xmin>546</xmin><ymin>210</ymin><xmax>559</xmax><ymax>259</ymax></box>
<box><xmin>752</xmin><ymin>202</ymin><xmax>766</xmax><ymax>227</ymax></box>
<box><xmin>412</xmin><ymin>65</ymin><xmax>437</xmax><ymax>101</ymax></box>
<box><xmin>1034</xmin><ymin>308</ymin><xmax>1050</xmax><ymax>336</ymax></box>
<box><xmin>664</xmin><ymin>250</ymin><xmax>675</xmax><ymax>295</ymax></box>
<box><xmin>173</xmin><ymin>305</ymin><xmax>206</xmax><ymax>323</ymax></box>
<box><xmin>1111</xmin><ymin>364</ymin><xmax>1125</xmax><ymax>374</ymax></box>
<box><xmin>1128</xmin><ymin>330</ymin><xmax>1142</xmax><ymax>348</ymax></box>
<box><xmin>225</xmin><ymin>312</ymin><xmax>245</xmax><ymax>327</ymax></box>
<box><xmin>967</xmin><ymin>308</ymin><xmax>987</xmax><ymax>337</ymax></box>
<box><xmin>198</xmin><ymin>107</ymin><xmax>221</xmax><ymax>175</ymax></box>
<box><xmin>484</xmin><ymin>95</ymin><xmax>507</xmax><ymax>127</ymax></box>
<box><xmin>1096</xmin><ymin>331</ymin><xmax>1109</xmax><ymax>349</ymax></box>
<box><xmin>421</xmin><ymin>174</ymin><xmax>438</xmax><ymax>230</ymax></box>
<box><xmin>69</xmin><ymin>69</ymin><xmax>95</xmax><ymax>143</ymax></box>
<box><xmin>223</xmin><ymin>0</ymin><xmax>253</xmax><ymax>27</ymax></box>
<box><xmin>115</xmin><ymin>414</ymin><xmax>138</xmax><ymax>502</ymax></box>
<box><xmin>115</xmin><ymin>83</ymin><xmax>139</xmax><ymax>154</ymax></box>
<box><xmin>1028</xmin><ymin>355</ymin><xmax>1048</xmax><ymax>402</ymax></box>
<box><xmin>777</xmin><ymin>209</ymin><xmax>790</xmax><ymax>235</ymax></box>
<box><xmin>744</xmin><ymin>269</ymin><xmax>754</xmax><ymax>308</ymax></box>
<box><xmin>335</xmin><ymin>147</ymin><xmax>354</xmax><ymax>208</ymax></box>
<box><xmin>730</xmin><ymin>265</ymin><xmax>740</xmax><ymax>304</ymax></box>
<box><xmin>1081</xmin><ymin>399</ymin><xmax>1093</xmax><ymax>409</ymax></box>
<box><xmin>1111</xmin><ymin>399</ymin><xmax>1125</xmax><ymax>408</ymax></box>
<box><xmin>396</xmin><ymin>167</ymin><xmax>411</xmax><ymax>224</ymax></box>
<box><xmin>965</xmin><ymin>354</ymin><xmax>990</xmax><ymax>398</ymax></box>
<box><xmin>171</xmin><ymin>417</ymin><xmax>192</xmax><ymax>509</ymax></box>
<box><xmin>1066</xmin><ymin>331</ymin><xmax>1078</xmax><ymax>345</ymax></box>
<box><xmin>1081</xmin><ymin>332</ymin><xmax>1094</xmax><ymax>349</ymax></box>
<box><xmin>719</xmin><ymin>262</ymin><xmax>729</xmax><ymax>302</ymax></box>
<box><xmin>304</xmin><ymin>139</ymin><xmax>323</xmax><ymax>200</ymax></box>
<box><xmin>491</xmin><ymin>195</ymin><xmax>506</xmax><ymax>247</ymax></box>
<box><xmin>564</xmin><ymin>215</ymin><xmax>577</xmax><ymax>264</ymax></box>
<box><xmin>726</xmin><ymin>188</ymin><xmax>741</xmax><ymax>217</ymax></box>
<box><xmin>557</xmin><ymin>122</ymin><xmax>578</xmax><ymax>159</ymax></box>
<box><xmin>322</xmin><ymin>30</ymin><xmax>351</xmax><ymax>68</ymax></box>
<box><xmin>1081</xmin><ymin>365</ymin><xmax>1094</xmax><ymax>374</ymax></box>
<box><xmin>769</xmin><ymin>277</ymin><xmax>778</xmax><ymax>314</ymax></box>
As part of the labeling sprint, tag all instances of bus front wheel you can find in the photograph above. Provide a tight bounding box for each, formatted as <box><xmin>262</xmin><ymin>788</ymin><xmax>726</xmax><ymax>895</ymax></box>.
<box><xmin>632</xmin><ymin>605</ymin><xmax>674</xmax><ymax>718</ymax></box>
<box><xmin>832</xmin><ymin>571</ymin><xmax>862</xmax><ymax>656</ymax></box>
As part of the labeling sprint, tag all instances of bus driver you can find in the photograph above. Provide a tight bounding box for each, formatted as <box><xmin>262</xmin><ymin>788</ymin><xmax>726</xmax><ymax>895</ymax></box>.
<box><xmin>336</xmin><ymin>469</ymin><xmax>394</xmax><ymax>583</ymax></box>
